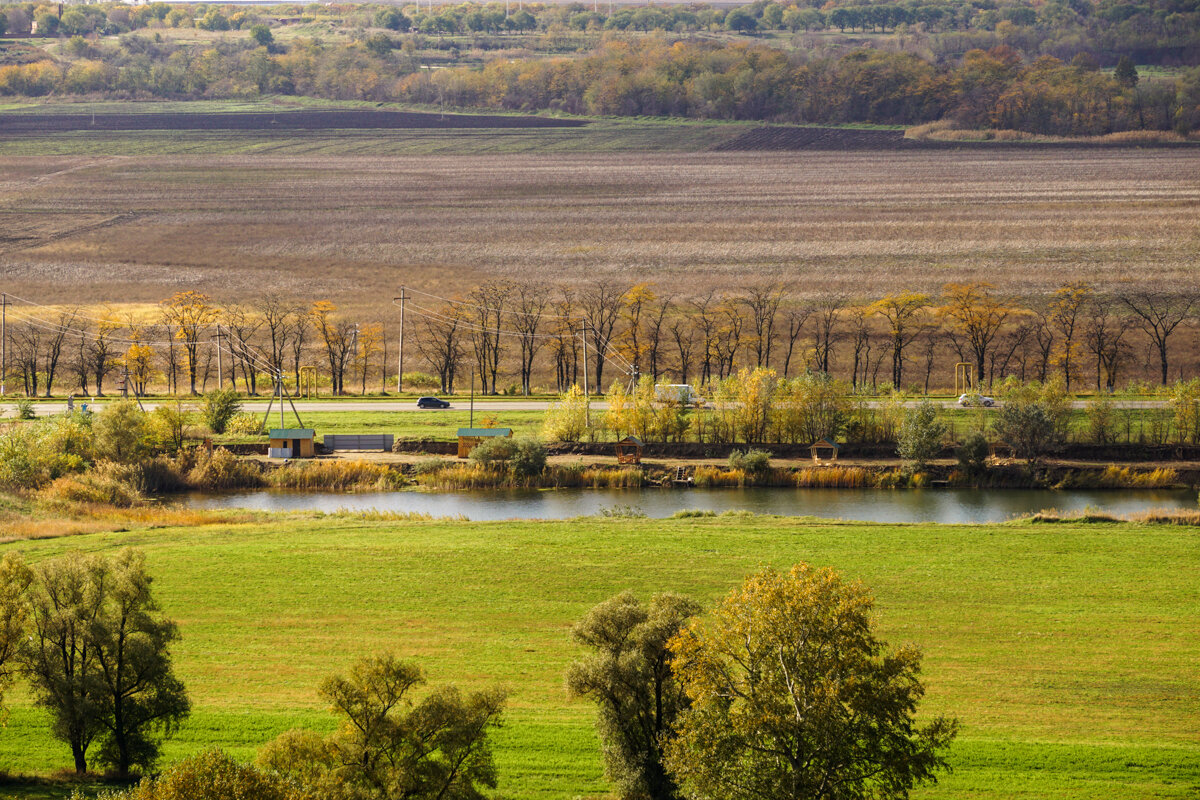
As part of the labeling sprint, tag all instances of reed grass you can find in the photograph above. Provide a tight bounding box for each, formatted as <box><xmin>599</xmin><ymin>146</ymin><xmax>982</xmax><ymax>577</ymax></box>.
<box><xmin>268</xmin><ymin>459</ymin><xmax>403</xmax><ymax>491</ymax></box>
<box><xmin>793</xmin><ymin>466</ymin><xmax>873</xmax><ymax>488</ymax></box>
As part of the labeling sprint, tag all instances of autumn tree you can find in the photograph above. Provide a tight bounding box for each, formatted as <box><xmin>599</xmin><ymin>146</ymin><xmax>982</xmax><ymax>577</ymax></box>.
<box><xmin>617</xmin><ymin>283</ymin><xmax>656</xmax><ymax>379</ymax></box>
<box><xmin>940</xmin><ymin>283</ymin><xmax>1011</xmax><ymax>387</ymax></box>
<box><xmin>873</xmin><ymin>293</ymin><xmax>930</xmax><ymax>388</ymax></box>
<box><xmin>665</xmin><ymin>564</ymin><xmax>957</xmax><ymax>800</ymax></box>
<box><xmin>1118</xmin><ymin>290</ymin><xmax>1196</xmax><ymax>385</ymax></box>
<box><xmin>354</xmin><ymin>323</ymin><xmax>383</xmax><ymax>395</ymax></box>
<box><xmin>161</xmin><ymin>291</ymin><xmax>219</xmax><ymax>395</ymax></box>
<box><xmin>1048</xmin><ymin>282</ymin><xmax>1093</xmax><ymax>390</ymax></box>
<box><xmin>260</xmin><ymin>653</ymin><xmax>506</xmax><ymax>800</ymax></box>
<box><xmin>567</xmin><ymin>591</ymin><xmax>702</xmax><ymax>800</ymax></box>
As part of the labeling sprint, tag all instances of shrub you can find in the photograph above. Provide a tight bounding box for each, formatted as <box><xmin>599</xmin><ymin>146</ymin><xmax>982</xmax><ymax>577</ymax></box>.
<box><xmin>1086</xmin><ymin>394</ymin><xmax>1117</xmax><ymax>444</ymax></box>
<box><xmin>0</xmin><ymin>414</ymin><xmax>92</xmax><ymax>489</ymax></box>
<box><xmin>728</xmin><ymin>449</ymin><xmax>772</xmax><ymax>479</ymax></box>
<box><xmin>509</xmin><ymin>437</ymin><xmax>547</xmax><ymax>478</ymax></box>
<box><xmin>86</xmin><ymin>748</ymin><xmax>316</xmax><ymax>800</ymax></box>
<box><xmin>41</xmin><ymin>461</ymin><xmax>145</xmax><ymax>508</ymax></box>
<box><xmin>202</xmin><ymin>388</ymin><xmax>242</xmax><ymax>435</ymax></box>
<box><xmin>14</xmin><ymin>397</ymin><xmax>34</xmax><ymax>420</ymax></box>
<box><xmin>226</xmin><ymin>412</ymin><xmax>263</xmax><ymax>436</ymax></box>
<box><xmin>467</xmin><ymin>436</ymin><xmax>518</xmax><ymax>470</ymax></box>
<box><xmin>136</xmin><ymin>455</ymin><xmax>190</xmax><ymax>494</ymax></box>
<box><xmin>993</xmin><ymin>401</ymin><xmax>1063</xmax><ymax>466</ymax></box>
<box><xmin>955</xmin><ymin>432</ymin><xmax>991</xmax><ymax>480</ymax></box>
<box><xmin>410</xmin><ymin>457</ymin><xmax>447</xmax><ymax>476</ymax></box>
<box><xmin>543</xmin><ymin>385</ymin><xmax>589</xmax><ymax>442</ymax></box>
<box><xmin>94</xmin><ymin>400</ymin><xmax>151</xmax><ymax>464</ymax></box>
<box><xmin>897</xmin><ymin>400</ymin><xmax>947</xmax><ymax>472</ymax></box>
<box><xmin>402</xmin><ymin>371</ymin><xmax>441</xmax><ymax>390</ymax></box>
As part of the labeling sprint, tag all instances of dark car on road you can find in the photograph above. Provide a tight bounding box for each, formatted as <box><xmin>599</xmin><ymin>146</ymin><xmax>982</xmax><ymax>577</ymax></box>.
<box><xmin>417</xmin><ymin>397</ymin><xmax>451</xmax><ymax>409</ymax></box>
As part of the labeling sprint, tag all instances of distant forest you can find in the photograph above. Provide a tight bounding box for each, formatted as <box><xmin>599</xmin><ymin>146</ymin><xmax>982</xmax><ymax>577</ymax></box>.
<box><xmin>2</xmin><ymin>0</ymin><xmax>1199</xmax><ymax>134</ymax></box>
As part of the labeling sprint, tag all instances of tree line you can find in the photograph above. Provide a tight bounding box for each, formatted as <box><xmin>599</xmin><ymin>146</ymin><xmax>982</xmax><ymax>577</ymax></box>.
<box><xmin>5</xmin><ymin>283</ymin><xmax>1200</xmax><ymax>400</ymax></box>
<box><xmin>4</xmin><ymin>4</ymin><xmax>1200</xmax><ymax>135</ymax></box>
<box><xmin>4</xmin><ymin>0</ymin><xmax>1200</xmax><ymax>67</ymax></box>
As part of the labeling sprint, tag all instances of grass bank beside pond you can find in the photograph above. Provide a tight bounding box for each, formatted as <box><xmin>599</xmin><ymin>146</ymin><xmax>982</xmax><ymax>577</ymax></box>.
<box><xmin>0</xmin><ymin>513</ymin><xmax>1196</xmax><ymax>799</ymax></box>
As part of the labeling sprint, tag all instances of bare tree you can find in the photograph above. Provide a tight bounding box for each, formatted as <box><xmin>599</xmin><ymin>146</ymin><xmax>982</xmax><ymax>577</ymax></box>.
<box><xmin>549</xmin><ymin>288</ymin><xmax>579</xmax><ymax>392</ymax></box>
<box><xmin>288</xmin><ymin>312</ymin><xmax>310</xmax><ymax>390</ymax></box>
<box><xmin>743</xmin><ymin>283</ymin><xmax>785</xmax><ymax>368</ymax></box>
<box><xmin>810</xmin><ymin>294</ymin><xmax>846</xmax><ymax>375</ymax></box>
<box><xmin>512</xmin><ymin>282</ymin><xmax>548</xmax><ymax>396</ymax></box>
<box><xmin>669</xmin><ymin>318</ymin><xmax>694</xmax><ymax>384</ymax></box>
<box><xmin>689</xmin><ymin>291</ymin><xmax>719</xmax><ymax>385</ymax></box>
<box><xmin>580</xmin><ymin>280</ymin><xmax>628</xmax><ymax>391</ymax></box>
<box><xmin>13</xmin><ymin>323</ymin><xmax>41</xmax><ymax>396</ymax></box>
<box><xmin>311</xmin><ymin>302</ymin><xmax>355</xmax><ymax>395</ymax></box>
<box><xmin>1084</xmin><ymin>297</ymin><xmax>1134</xmax><ymax>392</ymax></box>
<box><xmin>469</xmin><ymin>282</ymin><xmax>510</xmax><ymax>395</ymax></box>
<box><xmin>414</xmin><ymin>304</ymin><xmax>465</xmax><ymax>393</ymax></box>
<box><xmin>847</xmin><ymin>306</ymin><xmax>872</xmax><ymax>389</ymax></box>
<box><xmin>1118</xmin><ymin>290</ymin><xmax>1196</xmax><ymax>385</ymax></box>
<box><xmin>222</xmin><ymin>304</ymin><xmax>264</xmax><ymax>395</ymax></box>
<box><xmin>41</xmin><ymin>310</ymin><xmax>76</xmax><ymax>397</ymax></box>
<box><xmin>781</xmin><ymin>306</ymin><xmax>811</xmax><ymax>377</ymax></box>
<box><xmin>255</xmin><ymin>294</ymin><xmax>297</xmax><ymax>378</ymax></box>
<box><xmin>714</xmin><ymin>295</ymin><xmax>743</xmax><ymax>379</ymax></box>
<box><xmin>1049</xmin><ymin>282</ymin><xmax>1093</xmax><ymax>390</ymax></box>
<box><xmin>644</xmin><ymin>295</ymin><xmax>672</xmax><ymax>383</ymax></box>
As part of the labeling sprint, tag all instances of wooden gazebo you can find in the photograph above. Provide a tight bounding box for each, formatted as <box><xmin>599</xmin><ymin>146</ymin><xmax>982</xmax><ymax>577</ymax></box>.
<box><xmin>615</xmin><ymin>435</ymin><xmax>644</xmax><ymax>465</ymax></box>
<box><xmin>810</xmin><ymin>437</ymin><xmax>840</xmax><ymax>463</ymax></box>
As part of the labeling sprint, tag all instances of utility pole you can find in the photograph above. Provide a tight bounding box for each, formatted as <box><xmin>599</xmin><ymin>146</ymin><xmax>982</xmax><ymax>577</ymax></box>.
<box><xmin>1</xmin><ymin>292</ymin><xmax>7</xmax><ymax>397</ymax></box>
<box><xmin>395</xmin><ymin>288</ymin><xmax>406</xmax><ymax>394</ymax></box>
<box><xmin>469</xmin><ymin>369</ymin><xmax>475</xmax><ymax>429</ymax></box>
<box><xmin>215</xmin><ymin>324</ymin><xmax>223</xmax><ymax>389</ymax></box>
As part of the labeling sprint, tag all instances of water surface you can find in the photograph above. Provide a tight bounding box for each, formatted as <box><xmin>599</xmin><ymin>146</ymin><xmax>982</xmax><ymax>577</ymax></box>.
<box><xmin>184</xmin><ymin>487</ymin><xmax>1197</xmax><ymax>524</ymax></box>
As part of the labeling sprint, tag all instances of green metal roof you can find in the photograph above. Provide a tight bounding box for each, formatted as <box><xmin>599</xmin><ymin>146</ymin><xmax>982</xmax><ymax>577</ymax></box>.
<box><xmin>269</xmin><ymin>428</ymin><xmax>315</xmax><ymax>439</ymax></box>
<box><xmin>457</xmin><ymin>428</ymin><xmax>512</xmax><ymax>438</ymax></box>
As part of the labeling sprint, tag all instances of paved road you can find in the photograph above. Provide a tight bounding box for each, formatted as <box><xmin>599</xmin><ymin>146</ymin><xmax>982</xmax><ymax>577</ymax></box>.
<box><xmin>0</xmin><ymin>398</ymin><xmax>1172</xmax><ymax>415</ymax></box>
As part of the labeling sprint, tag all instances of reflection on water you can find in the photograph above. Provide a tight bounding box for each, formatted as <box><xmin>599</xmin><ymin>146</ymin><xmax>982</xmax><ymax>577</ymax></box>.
<box><xmin>182</xmin><ymin>487</ymin><xmax>1198</xmax><ymax>524</ymax></box>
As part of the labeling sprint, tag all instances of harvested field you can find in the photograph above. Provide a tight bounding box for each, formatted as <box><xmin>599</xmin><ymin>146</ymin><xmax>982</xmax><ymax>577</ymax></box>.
<box><xmin>0</xmin><ymin>145</ymin><xmax>1198</xmax><ymax>309</ymax></box>
<box><xmin>0</xmin><ymin>109</ymin><xmax>589</xmax><ymax>133</ymax></box>
<box><xmin>713</xmin><ymin>124</ymin><xmax>1200</xmax><ymax>150</ymax></box>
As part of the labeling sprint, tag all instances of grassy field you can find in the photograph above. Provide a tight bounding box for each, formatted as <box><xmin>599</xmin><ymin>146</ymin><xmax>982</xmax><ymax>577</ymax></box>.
<box><xmin>252</xmin><ymin>409</ymin><xmax>546</xmax><ymax>441</ymax></box>
<box><xmin>0</xmin><ymin>513</ymin><xmax>1196</xmax><ymax>799</ymax></box>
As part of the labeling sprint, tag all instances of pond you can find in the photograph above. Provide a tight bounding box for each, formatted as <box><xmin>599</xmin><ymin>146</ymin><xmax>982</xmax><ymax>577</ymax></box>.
<box><xmin>182</xmin><ymin>486</ymin><xmax>1198</xmax><ymax>524</ymax></box>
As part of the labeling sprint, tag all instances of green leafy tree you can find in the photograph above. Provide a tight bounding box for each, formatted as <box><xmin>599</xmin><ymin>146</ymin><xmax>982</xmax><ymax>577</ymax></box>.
<box><xmin>0</xmin><ymin>553</ymin><xmax>31</xmax><ymax>716</ymax></box>
<box><xmin>665</xmin><ymin>564</ymin><xmax>958</xmax><ymax>800</ymax></box>
<box><xmin>22</xmin><ymin>550</ymin><xmax>189</xmax><ymax>776</ymax></box>
<box><xmin>249</xmin><ymin>23</ymin><xmax>273</xmax><ymax>47</ymax></box>
<box><xmin>725</xmin><ymin>7</ymin><xmax>757</xmax><ymax>32</ymax></box>
<box><xmin>90</xmin><ymin>550</ymin><xmax>191</xmax><ymax>777</ymax></box>
<box><xmin>1114</xmin><ymin>55</ymin><xmax>1138</xmax><ymax>88</ymax></box>
<box><xmin>897</xmin><ymin>400</ymin><xmax>947</xmax><ymax>471</ymax></box>
<box><xmin>202</xmin><ymin>388</ymin><xmax>242</xmax><ymax>434</ymax></box>
<box><xmin>261</xmin><ymin>653</ymin><xmax>506</xmax><ymax>800</ymax></box>
<box><xmin>567</xmin><ymin>592</ymin><xmax>701</xmax><ymax>800</ymax></box>
<box><xmin>22</xmin><ymin>551</ymin><xmax>109</xmax><ymax>774</ymax></box>
<box><xmin>955</xmin><ymin>431</ymin><xmax>991</xmax><ymax>481</ymax></box>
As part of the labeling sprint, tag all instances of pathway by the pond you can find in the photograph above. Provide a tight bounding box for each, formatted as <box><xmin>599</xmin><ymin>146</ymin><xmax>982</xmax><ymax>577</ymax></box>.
<box><xmin>184</xmin><ymin>487</ymin><xmax>1197</xmax><ymax>524</ymax></box>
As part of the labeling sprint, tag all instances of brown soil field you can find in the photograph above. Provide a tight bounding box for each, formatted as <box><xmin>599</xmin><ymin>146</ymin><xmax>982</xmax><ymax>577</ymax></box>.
<box><xmin>0</xmin><ymin>110</ymin><xmax>589</xmax><ymax>133</ymax></box>
<box><xmin>0</xmin><ymin>148</ymin><xmax>1197</xmax><ymax>310</ymax></box>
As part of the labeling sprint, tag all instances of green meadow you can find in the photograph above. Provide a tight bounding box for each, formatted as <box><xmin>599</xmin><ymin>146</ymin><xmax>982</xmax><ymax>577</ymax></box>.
<box><xmin>0</xmin><ymin>513</ymin><xmax>1197</xmax><ymax>799</ymax></box>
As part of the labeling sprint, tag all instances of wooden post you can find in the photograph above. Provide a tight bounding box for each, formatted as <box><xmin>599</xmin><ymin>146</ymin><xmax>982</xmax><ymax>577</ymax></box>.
<box><xmin>397</xmin><ymin>288</ymin><xmax>406</xmax><ymax>395</ymax></box>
